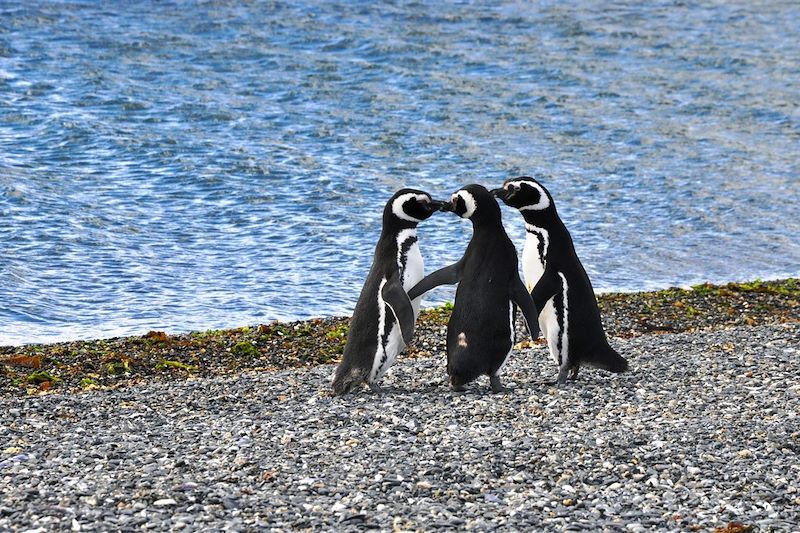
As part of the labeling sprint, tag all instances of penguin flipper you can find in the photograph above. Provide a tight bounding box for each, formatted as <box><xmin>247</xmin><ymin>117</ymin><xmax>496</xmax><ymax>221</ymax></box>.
<box><xmin>510</xmin><ymin>275</ymin><xmax>540</xmax><ymax>339</ymax></box>
<box><xmin>381</xmin><ymin>273</ymin><xmax>415</xmax><ymax>345</ymax></box>
<box><xmin>407</xmin><ymin>260</ymin><xmax>463</xmax><ymax>300</ymax></box>
<box><xmin>530</xmin><ymin>269</ymin><xmax>561</xmax><ymax>311</ymax></box>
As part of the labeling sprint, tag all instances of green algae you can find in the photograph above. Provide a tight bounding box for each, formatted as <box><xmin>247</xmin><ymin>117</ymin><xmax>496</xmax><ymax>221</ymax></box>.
<box><xmin>154</xmin><ymin>360</ymin><xmax>197</xmax><ymax>373</ymax></box>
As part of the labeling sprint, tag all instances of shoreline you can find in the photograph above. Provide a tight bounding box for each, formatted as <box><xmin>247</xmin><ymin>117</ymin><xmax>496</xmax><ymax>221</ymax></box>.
<box><xmin>1</xmin><ymin>278</ymin><xmax>797</xmax><ymax>396</ymax></box>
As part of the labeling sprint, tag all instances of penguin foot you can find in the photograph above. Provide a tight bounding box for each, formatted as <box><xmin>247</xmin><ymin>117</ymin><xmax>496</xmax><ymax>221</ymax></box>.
<box><xmin>490</xmin><ymin>375</ymin><xmax>511</xmax><ymax>394</ymax></box>
<box><xmin>557</xmin><ymin>359</ymin><xmax>584</xmax><ymax>385</ymax></box>
<box><xmin>450</xmin><ymin>374</ymin><xmax>469</xmax><ymax>393</ymax></box>
<box><xmin>368</xmin><ymin>382</ymin><xmax>385</xmax><ymax>395</ymax></box>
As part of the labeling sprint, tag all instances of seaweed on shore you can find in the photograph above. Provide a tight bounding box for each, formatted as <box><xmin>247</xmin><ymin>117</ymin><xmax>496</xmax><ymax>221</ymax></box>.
<box><xmin>598</xmin><ymin>278</ymin><xmax>799</xmax><ymax>336</ymax></box>
<box><xmin>1</xmin><ymin>279</ymin><xmax>797</xmax><ymax>396</ymax></box>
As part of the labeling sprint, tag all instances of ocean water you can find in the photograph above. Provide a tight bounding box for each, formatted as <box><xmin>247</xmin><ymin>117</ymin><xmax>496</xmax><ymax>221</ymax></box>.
<box><xmin>1</xmin><ymin>1</ymin><xmax>798</xmax><ymax>345</ymax></box>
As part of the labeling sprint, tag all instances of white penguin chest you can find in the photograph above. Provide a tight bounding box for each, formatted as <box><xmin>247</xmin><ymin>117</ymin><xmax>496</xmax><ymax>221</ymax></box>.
<box><xmin>522</xmin><ymin>225</ymin><xmax>549</xmax><ymax>291</ymax></box>
<box><xmin>397</xmin><ymin>229</ymin><xmax>424</xmax><ymax>314</ymax></box>
<box><xmin>402</xmin><ymin>240</ymin><xmax>424</xmax><ymax>292</ymax></box>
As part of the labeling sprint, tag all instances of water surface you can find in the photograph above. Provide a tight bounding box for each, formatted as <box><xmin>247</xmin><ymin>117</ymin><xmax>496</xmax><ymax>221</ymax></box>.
<box><xmin>1</xmin><ymin>1</ymin><xmax>799</xmax><ymax>345</ymax></box>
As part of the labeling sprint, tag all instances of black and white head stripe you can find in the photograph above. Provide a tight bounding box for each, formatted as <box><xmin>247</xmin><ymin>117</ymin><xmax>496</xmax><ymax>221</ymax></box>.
<box><xmin>506</xmin><ymin>179</ymin><xmax>550</xmax><ymax>211</ymax></box>
<box><xmin>391</xmin><ymin>192</ymin><xmax>432</xmax><ymax>222</ymax></box>
<box><xmin>452</xmin><ymin>190</ymin><xmax>477</xmax><ymax>219</ymax></box>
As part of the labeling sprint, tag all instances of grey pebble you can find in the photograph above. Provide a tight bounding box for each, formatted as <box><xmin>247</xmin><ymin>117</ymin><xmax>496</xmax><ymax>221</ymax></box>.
<box><xmin>1</xmin><ymin>323</ymin><xmax>798</xmax><ymax>531</ymax></box>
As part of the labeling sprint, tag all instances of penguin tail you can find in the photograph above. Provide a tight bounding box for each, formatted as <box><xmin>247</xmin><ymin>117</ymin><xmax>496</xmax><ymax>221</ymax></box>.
<box><xmin>331</xmin><ymin>364</ymin><xmax>368</xmax><ymax>396</ymax></box>
<box><xmin>586</xmin><ymin>345</ymin><xmax>629</xmax><ymax>374</ymax></box>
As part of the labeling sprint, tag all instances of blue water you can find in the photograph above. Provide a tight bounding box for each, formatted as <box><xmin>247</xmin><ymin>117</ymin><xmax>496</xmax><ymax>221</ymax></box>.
<box><xmin>1</xmin><ymin>1</ymin><xmax>799</xmax><ymax>346</ymax></box>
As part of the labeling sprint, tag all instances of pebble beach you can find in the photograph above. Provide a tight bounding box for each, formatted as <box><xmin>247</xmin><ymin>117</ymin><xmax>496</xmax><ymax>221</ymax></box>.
<box><xmin>2</xmin><ymin>319</ymin><xmax>798</xmax><ymax>531</ymax></box>
<box><xmin>4</xmin><ymin>2</ymin><xmax>800</xmax><ymax>530</ymax></box>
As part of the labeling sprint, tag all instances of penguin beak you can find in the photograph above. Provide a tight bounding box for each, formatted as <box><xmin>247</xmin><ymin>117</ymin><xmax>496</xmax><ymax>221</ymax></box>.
<box><xmin>427</xmin><ymin>199</ymin><xmax>444</xmax><ymax>212</ymax></box>
<box><xmin>439</xmin><ymin>200</ymin><xmax>454</xmax><ymax>212</ymax></box>
<box><xmin>490</xmin><ymin>187</ymin><xmax>507</xmax><ymax>200</ymax></box>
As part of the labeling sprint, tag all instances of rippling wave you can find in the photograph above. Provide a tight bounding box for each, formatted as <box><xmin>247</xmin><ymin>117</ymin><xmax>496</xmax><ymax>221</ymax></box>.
<box><xmin>1</xmin><ymin>1</ymin><xmax>798</xmax><ymax>345</ymax></box>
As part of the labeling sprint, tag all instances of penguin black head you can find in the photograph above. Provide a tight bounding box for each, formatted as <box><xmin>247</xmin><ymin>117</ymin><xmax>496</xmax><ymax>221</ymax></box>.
<box><xmin>491</xmin><ymin>176</ymin><xmax>555</xmax><ymax>216</ymax></box>
<box><xmin>384</xmin><ymin>189</ymin><xmax>444</xmax><ymax>227</ymax></box>
<box><xmin>441</xmin><ymin>184</ymin><xmax>501</xmax><ymax>225</ymax></box>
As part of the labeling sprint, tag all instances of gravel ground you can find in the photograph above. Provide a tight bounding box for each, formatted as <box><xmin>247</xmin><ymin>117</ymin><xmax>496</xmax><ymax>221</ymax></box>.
<box><xmin>1</xmin><ymin>323</ymin><xmax>798</xmax><ymax>532</ymax></box>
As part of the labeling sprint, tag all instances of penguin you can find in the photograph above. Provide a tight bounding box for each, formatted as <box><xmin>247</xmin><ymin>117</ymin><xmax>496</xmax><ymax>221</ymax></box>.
<box><xmin>407</xmin><ymin>184</ymin><xmax>539</xmax><ymax>393</ymax></box>
<box><xmin>332</xmin><ymin>189</ymin><xmax>443</xmax><ymax>395</ymax></box>
<box><xmin>492</xmin><ymin>176</ymin><xmax>628</xmax><ymax>384</ymax></box>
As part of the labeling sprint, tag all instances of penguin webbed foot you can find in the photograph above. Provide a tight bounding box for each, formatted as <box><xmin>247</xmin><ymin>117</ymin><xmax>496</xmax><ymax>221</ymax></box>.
<box><xmin>368</xmin><ymin>382</ymin><xmax>385</xmax><ymax>395</ymax></box>
<box><xmin>449</xmin><ymin>375</ymin><xmax>468</xmax><ymax>393</ymax></box>
<box><xmin>490</xmin><ymin>374</ymin><xmax>511</xmax><ymax>394</ymax></box>
<box><xmin>555</xmin><ymin>363</ymin><xmax>580</xmax><ymax>386</ymax></box>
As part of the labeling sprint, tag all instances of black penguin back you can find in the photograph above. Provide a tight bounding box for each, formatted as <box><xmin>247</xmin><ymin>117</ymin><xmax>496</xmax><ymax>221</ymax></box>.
<box><xmin>332</xmin><ymin>247</ymin><xmax>392</xmax><ymax>395</ymax></box>
<box><xmin>332</xmin><ymin>190</ymin><xmax>420</xmax><ymax>395</ymax></box>
<box><xmin>445</xmin><ymin>185</ymin><xmax>520</xmax><ymax>383</ymax></box>
<box><xmin>512</xmin><ymin>179</ymin><xmax>628</xmax><ymax>373</ymax></box>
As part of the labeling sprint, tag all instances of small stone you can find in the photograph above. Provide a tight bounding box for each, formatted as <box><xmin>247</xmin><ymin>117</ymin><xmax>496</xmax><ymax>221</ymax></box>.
<box><xmin>153</xmin><ymin>499</ymin><xmax>177</xmax><ymax>507</ymax></box>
